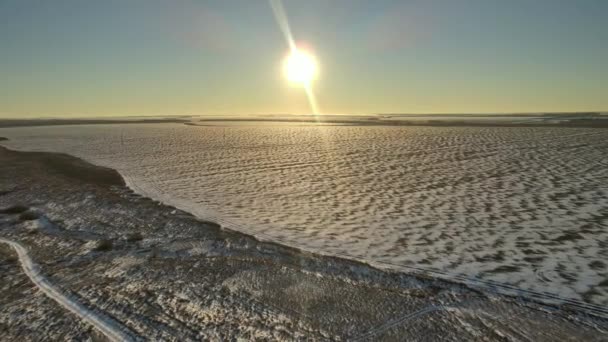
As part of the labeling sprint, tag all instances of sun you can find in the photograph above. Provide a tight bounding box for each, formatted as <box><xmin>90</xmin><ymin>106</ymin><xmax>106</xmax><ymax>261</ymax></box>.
<box><xmin>283</xmin><ymin>49</ymin><xmax>318</xmax><ymax>86</ymax></box>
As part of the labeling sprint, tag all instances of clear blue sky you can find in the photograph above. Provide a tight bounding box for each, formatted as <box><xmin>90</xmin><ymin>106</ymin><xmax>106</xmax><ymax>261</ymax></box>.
<box><xmin>1</xmin><ymin>0</ymin><xmax>607</xmax><ymax>117</ymax></box>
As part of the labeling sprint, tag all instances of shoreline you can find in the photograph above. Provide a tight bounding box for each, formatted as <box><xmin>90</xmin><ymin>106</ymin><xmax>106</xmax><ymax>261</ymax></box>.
<box><xmin>4</xmin><ymin>136</ymin><xmax>604</xmax><ymax>316</ymax></box>
<box><xmin>1</xmin><ymin>141</ymin><xmax>607</xmax><ymax>339</ymax></box>
<box><xmin>121</xmin><ymin>163</ymin><xmax>608</xmax><ymax>317</ymax></box>
<box><xmin>4</xmin><ymin>138</ymin><xmax>605</xmax><ymax>315</ymax></box>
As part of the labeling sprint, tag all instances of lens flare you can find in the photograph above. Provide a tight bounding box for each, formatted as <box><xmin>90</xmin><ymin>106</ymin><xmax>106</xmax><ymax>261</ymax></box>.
<box><xmin>269</xmin><ymin>0</ymin><xmax>321</xmax><ymax>114</ymax></box>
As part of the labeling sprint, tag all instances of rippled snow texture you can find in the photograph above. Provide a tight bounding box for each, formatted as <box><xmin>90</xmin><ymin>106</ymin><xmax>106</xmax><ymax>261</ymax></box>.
<box><xmin>2</xmin><ymin>123</ymin><xmax>608</xmax><ymax>306</ymax></box>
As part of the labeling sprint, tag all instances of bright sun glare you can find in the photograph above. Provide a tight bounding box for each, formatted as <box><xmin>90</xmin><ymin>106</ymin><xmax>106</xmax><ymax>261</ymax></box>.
<box><xmin>284</xmin><ymin>49</ymin><xmax>318</xmax><ymax>86</ymax></box>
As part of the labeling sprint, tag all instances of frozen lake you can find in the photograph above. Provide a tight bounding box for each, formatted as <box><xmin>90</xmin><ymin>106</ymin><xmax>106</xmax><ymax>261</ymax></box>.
<box><xmin>2</xmin><ymin>122</ymin><xmax>607</xmax><ymax>308</ymax></box>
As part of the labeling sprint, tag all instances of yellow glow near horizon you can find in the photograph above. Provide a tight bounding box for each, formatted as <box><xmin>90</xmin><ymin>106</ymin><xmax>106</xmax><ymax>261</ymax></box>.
<box><xmin>284</xmin><ymin>49</ymin><xmax>318</xmax><ymax>86</ymax></box>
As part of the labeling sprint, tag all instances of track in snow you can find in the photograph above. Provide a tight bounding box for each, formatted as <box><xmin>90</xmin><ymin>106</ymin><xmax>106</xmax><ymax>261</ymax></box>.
<box><xmin>0</xmin><ymin>237</ymin><xmax>135</xmax><ymax>342</ymax></box>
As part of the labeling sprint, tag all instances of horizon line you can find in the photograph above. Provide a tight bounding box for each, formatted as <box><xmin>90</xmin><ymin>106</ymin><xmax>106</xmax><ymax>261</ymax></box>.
<box><xmin>1</xmin><ymin>111</ymin><xmax>607</xmax><ymax>120</ymax></box>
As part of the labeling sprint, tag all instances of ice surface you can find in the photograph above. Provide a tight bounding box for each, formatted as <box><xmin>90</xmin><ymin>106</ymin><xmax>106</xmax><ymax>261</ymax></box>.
<box><xmin>2</xmin><ymin>122</ymin><xmax>607</xmax><ymax>308</ymax></box>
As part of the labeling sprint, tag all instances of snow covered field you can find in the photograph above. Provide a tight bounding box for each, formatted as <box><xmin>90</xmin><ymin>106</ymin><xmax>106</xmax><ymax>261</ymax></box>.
<box><xmin>2</xmin><ymin>122</ymin><xmax>607</xmax><ymax>308</ymax></box>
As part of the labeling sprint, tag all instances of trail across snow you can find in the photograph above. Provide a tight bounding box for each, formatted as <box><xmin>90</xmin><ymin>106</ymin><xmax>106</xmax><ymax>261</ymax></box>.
<box><xmin>0</xmin><ymin>237</ymin><xmax>134</xmax><ymax>342</ymax></box>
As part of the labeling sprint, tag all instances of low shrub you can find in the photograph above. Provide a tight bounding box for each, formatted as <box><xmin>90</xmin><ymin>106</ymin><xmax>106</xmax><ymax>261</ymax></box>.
<box><xmin>18</xmin><ymin>211</ymin><xmax>40</xmax><ymax>221</ymax></box>
<box><xmin>0</xmin><ymin>205</ymin><xmax>29</xmax><ymax>214</ymax></box>
<box><xmin>94</xmin><ymin>239</ymin><xmax>113</xmax><ymax>251</ymax></box>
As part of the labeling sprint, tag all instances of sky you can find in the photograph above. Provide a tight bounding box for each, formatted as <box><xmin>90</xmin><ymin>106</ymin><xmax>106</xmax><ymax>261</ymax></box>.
<box><xmin>1</xmin><ymin>0</ymin><xmax>607</xmax><ymax>118</ymax></box>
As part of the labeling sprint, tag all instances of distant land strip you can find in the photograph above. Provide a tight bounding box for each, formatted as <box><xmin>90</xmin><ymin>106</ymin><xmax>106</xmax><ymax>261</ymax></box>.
<box><xmin>189</xmin><ymin>117</ymin><xmax>608</xmax><ymax>128</ymax></box>
<box><xmin>0</xmin><ymin>118</ymin><xmax>190</xmax><ymax>128</ymax></box>
<box><xmin>2</xmin><ymin>113</ymin><xmax>608</xmax><ymax>128</ymax></box>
